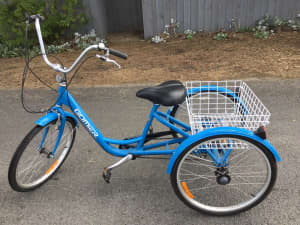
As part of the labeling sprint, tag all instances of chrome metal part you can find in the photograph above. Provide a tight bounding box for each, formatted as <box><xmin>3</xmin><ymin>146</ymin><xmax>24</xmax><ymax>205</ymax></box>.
<box><xmin>103</xmin><ymin>154</ymin><xmax>133</xmax><ymax>183</ymax></box>
<box><xmin>35</xmin><ymin>18</ymin><xmax>99</xmax><ymax>74</ymax></box>
<box><xmin>96</xmin><ymin>54</ymin><xmax>121</xmax><ymax>68</ymax></box>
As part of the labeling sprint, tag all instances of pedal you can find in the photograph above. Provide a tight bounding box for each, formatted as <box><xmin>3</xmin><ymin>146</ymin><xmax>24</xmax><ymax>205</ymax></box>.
<box><xmin>102</xmin><ymin>154</ymin><xmax>133</xmax><ymax>183</ymax></box>
<box><xmin>103</xmin><ymin>168</ymin><xmax>111</xmax><ymax>183</ymax></box>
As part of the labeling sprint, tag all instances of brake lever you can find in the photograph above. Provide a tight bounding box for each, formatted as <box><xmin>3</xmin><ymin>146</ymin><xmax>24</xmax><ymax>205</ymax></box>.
<box><xmin>96</xmin><ymin>54</ymin><xmax>121</xmax><ymax>69</ymax></box>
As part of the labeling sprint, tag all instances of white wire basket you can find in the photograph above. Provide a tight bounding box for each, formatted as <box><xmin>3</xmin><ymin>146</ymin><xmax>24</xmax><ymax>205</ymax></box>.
<box><xmin>185</xmin><ymin>80</ymin><xmax>271</xmax><ymax>134</ymax></box>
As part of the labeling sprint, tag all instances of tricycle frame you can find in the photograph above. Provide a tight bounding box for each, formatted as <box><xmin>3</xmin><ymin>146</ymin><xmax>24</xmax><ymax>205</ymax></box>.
<box><xmin>46</xmin><ymin>85</ymin><xmax>191</xmax><ymax>158</ymax></box>
<box><xmin>36</xmin><ymin>82</ymin><xmax>282</xmax><ymax>169</ymax></box>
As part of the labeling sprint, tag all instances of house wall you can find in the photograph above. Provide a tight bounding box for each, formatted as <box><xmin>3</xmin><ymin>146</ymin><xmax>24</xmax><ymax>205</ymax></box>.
<box><xmin>142</xmin><ymin>0</ymin><xmax>300</xmax><ymax>38</ymax></box>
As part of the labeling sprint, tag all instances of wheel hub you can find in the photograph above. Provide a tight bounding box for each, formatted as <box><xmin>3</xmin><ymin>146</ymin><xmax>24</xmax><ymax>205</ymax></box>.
<box><xmin>215</xmin><ymin>167</ymin><xmax>231</xmax><ymax>185</ymax></box>
<box><xmin>39</xmin><ymin>147</ymin><xmax>52</xmax><ymax>158</ymax></box>
<box><xmin>216</xmin><ymin>175</ymin><xmax>231</xmax><ymax>185</ymax></box>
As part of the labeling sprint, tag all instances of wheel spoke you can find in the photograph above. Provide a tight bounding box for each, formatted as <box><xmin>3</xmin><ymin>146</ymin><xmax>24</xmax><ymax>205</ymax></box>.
<box><xmin>228</xmin><ymin>186</ymin><xmax>253</xmax><ymax>198</ymax></box>
<box><xmin>228</xmin><ymin>149</ymin><xmax>251</xmax><ymax>163</ymax></box>
<box><xmin>179</xmin><ymin>176</ymin><xmax>215</xmax><ymax>182</ymax></box>
<box><xmin>230</xmin><ymin>171</ymin><xmax>266</xmax><ymax>176</ymax></box>
<box><xmin>182</xmin><ymin>161</ymin><xmax>216</xmax><ymax>170</ymax></box>
<box><xmin>227</xmin><ymin>182</ymin><xmax>265</xmax><ymax>186</ymax></box>
<box><xmin>18</xmin><ymin>153</ymin><xmax>40</xmax><ymax>177</ymax></box>
<box><xmin>186</xmin><ymin>154</ymin><xmax>214</xmax><ymax>163</ymax></box>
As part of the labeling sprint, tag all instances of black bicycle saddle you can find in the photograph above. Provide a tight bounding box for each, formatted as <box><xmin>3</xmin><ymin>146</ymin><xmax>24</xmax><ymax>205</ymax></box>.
<box><xmin>136</xmin><ymin>80</ymin><xmax>187</xmax><ymax>106</ymax></box>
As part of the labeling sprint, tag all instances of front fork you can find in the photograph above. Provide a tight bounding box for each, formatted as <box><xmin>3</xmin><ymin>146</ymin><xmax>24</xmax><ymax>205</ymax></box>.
<box><xmin>38</xmin><ymin>107</ymin><xmax>66</xmax><ymax>158</ymax></box>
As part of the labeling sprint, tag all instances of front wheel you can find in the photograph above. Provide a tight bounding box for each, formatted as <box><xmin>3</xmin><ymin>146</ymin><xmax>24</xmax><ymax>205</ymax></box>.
<box><xmin>170</xmin><ymin>135</ymin><xmax>277</xmax><ymax>216</ymax></box>
<box><xmin>8</xmin><ymin>118</ymin><xmax>76</xmax><ymax>192</ymax></box>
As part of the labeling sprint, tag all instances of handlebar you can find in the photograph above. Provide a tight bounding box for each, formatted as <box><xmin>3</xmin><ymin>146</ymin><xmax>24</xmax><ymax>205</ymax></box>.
<box><xmin>29</xmin><ymin>15</ymin><xmax>127</xmax><ymax>74</ymax></box>
<box><xmin>109</xmin><ymin>49</ymin><xmax>128</xmax><ymax>60</ymax></box>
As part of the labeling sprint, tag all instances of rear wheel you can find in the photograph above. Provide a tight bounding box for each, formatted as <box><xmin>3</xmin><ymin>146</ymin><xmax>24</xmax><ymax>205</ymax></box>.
<box><xmin>8</xmin><ymin>118</ymin><xmax>76</xmax><ymax>192</ymax></box>
<box><xmin>170</xmin><ymin>135</ymin><xmax>277</xmax><ymax>216</ymax></box>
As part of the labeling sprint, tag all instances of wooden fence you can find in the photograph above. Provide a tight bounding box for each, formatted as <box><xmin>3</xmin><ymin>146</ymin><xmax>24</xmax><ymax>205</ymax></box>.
<box><xmin>142</xmin><ymin>0</ymin><xmax>300</xmax><ymax>38</ymax></box>
<box><xmin>84</xmin><ymin>0</ymin><xmax>300</xmax><ymax>38</ymax></box>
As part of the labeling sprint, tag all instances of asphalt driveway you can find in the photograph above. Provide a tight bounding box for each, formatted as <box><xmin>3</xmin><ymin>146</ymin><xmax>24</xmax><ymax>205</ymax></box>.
<box><xmin>0</xmin><ymin>79</ymin><xmax>299</xmax><ymax>225</ymax></box>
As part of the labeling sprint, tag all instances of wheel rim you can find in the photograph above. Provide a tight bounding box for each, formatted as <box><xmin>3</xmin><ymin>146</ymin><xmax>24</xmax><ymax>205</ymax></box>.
<box><xmin>176</xmin><ymin>137</ymin><xmax>272</xmax><ymax>213</ymax></box>
<box><xmin>15</xmin><ymin>121</ymin><xmax>74</xmax><ymax>189</ymax></box>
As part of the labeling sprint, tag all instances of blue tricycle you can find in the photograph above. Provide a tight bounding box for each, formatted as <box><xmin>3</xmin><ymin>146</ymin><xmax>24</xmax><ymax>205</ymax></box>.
<box><xmin>8</xmin><ymin>15</ymin><xmax>281</xmax><ymax>216</ymax></box>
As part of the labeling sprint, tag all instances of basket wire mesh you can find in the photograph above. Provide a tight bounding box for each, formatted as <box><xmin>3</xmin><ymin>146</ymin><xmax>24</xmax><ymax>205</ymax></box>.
<box><xmin>185</xmin><ymin>80</ymin><xmax>271</xmax><ymax>134</ymax></box>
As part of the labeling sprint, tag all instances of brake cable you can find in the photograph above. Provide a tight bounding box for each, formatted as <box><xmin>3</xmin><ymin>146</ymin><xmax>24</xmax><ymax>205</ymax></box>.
<box><xmin>21</xmin><ymin>21</ymin><xmax>94</xmax><ymax>114</ymax></box>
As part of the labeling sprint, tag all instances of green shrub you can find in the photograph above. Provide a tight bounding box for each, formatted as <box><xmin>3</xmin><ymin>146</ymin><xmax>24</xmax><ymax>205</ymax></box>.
<box><xmin>0</xmin><ymin>0</ymin><xmax>87</xmax><ymax>48</ymax></box>
<box><xmin>74</xmin><ymin>29</ymin><xmax>104</xmax><ymax>49</ymax></box>
<box><xmin>254</xmin><ymin>30</ymin><xmax>272</xmax><ymax>39</ymax></box>
<box><xmin>0</xmin><ymin>29</ymin><xmax>106</xmax><ymax>58</ymax></box>
<box><xmin>184</xmin><ymin>29</ymin><xmax>196</xmax><ymax>40</ymax></box>
<box><xmin>0</xmin><ymin>44</ymin><xmax>24</xmax><ymax>57</ymax></box>
<box><xmin>253</xmin><ymin>15</ymin><xmax>300</xmax><ymax>39</ymax></box>
<box><xmin>213</xmin><ymin>32</ymin><xmax>228</xmax><ymax>40</ymax></box>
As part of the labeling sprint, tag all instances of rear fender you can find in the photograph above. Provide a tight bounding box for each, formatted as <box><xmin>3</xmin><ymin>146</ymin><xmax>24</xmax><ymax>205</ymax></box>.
<box><xmin>166</xmin><ymin>127</ymin><xmax>281</xmax><ymax>174</ymax></box>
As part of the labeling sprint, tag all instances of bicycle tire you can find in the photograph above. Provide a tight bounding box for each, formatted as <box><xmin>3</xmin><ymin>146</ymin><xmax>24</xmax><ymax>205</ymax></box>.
<box><xmin>8</xmin><ymin>117</ymin><xmax>76</xmax><ymax>192</ymax></box>
<box><xmin>170</xmin><ymin>134</ymin><xmax>277</xmax><ymax>216</ymax></box>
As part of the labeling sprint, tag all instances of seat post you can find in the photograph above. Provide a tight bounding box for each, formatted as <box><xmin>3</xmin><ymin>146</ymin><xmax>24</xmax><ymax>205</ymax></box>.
<box><xmin>137</xmin><ymin>104</ymin><xmax>160</xmax><ymax>149</ymax></box>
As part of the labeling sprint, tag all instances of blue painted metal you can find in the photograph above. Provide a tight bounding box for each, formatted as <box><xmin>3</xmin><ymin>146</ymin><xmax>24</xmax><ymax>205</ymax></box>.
<box><xmin>166</xmin><ymin>107</ymin><xmax>173</xmax><ymax>116</ymax></box>
<box><xmin>127</xmin><ymin>150</ymin><xmax>175</xmax><ymax>155</ymax></box>
<box><xmin>143</xmin><ymin>137</ymin><xmax>185</xmax><ymax>150</ymax></box>
<box><xmin>153</xmin><ymin>113</ymin><xmax>190</xmax><ymax>138</ymax></box>
<box><xmin>211</xmin><ymin>147</ymin><xmax>222</xmax><ymax>166</ymax></box>
<box><xmin>50</xmin><ymin>107</ymin><xmax>66</xmax><ymax>156</ymax></box>
<box><xmin>35</xmin><ymin>112</ymin><xmax>57</xmax><ymax>126</ymax></box>
<box><xmin>220</xmin><ymin>139</ymin><xmax>233</xmax><ymax>166</ymax></box>
<box><xmin>64</xmin><ymin>91</ymin><xmax>129</xmax><ymax>156</ymax></box>
<box><xmin>35</xmin><ymin>107</ymin><xmax>77</xmax><ymax>156</ymax></box>
<box><xmin>35</xmin><ymin>111</ymin><xmax>79</xmax><ymax>127</ymax></box>
<box><xmin>137</xmin><ymin>104</ymin><xmax>160</xmax><ymax>149</ymax></box>
<box><xmin>156</xmin><ymin>111</ymin><xmax>191</xmax><ymax>131</ymax></box>
<box><xmin>34</xmin><ymin>85</ymin><xmax>280</xmax><ymax>173</ymax></box>
<box><xmin>52</xmin><ymin>88</ymin><xmax>179</xmax><ymax>157</ymax></box>
<box><xmin>103</xmin><ymin>136</ymin><xmax>142</xmax><ymax>145</ymax></box>
<box><xmin>204</xmin><ymin>147</ymin><xmax>218</xmax><ymax>164</ymax></box>
<box><xmin>166</xmin><ymin>127</ymin><xmax>281</xmax><ymax>174</ymax></box>
<box><xmin>38</xmin><ymin>126</ymin><xmax>49</xmax><ymax>151</ymax></box>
